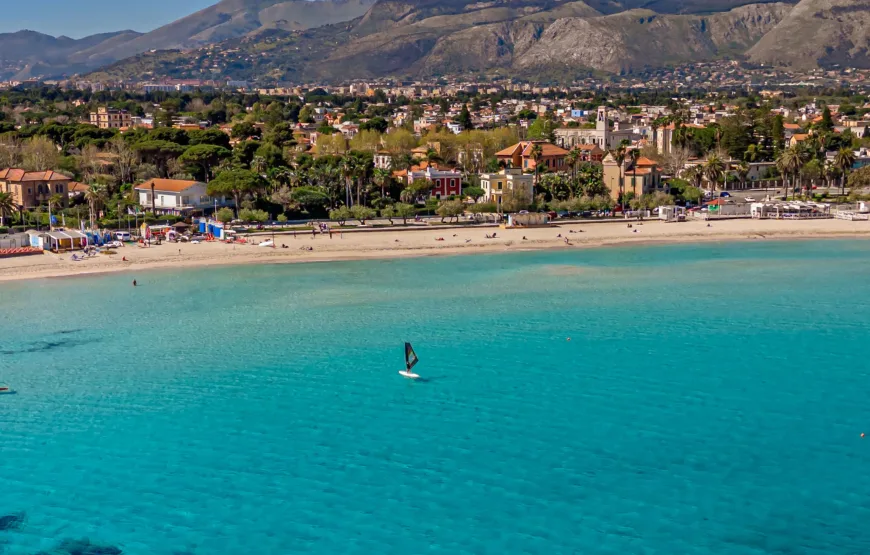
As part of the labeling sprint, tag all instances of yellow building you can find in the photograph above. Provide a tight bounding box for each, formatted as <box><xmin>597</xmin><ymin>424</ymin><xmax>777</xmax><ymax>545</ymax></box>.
<box><xmin>479</xmin><ymin>168</ymin><xmax>534</xmax><ymax>208</ymax></box>
<box><xmin>602</xmin><ymin>153</ymin><xmax>664</xmax><ymax>202</ymax></box>
<box><xmin>89</xmin><ymin>107</ymin><xmax>131</xmax><ymax>129</ymax></box>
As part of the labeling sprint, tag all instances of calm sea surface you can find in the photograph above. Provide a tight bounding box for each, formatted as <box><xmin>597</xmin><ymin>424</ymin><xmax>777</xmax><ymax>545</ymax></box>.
<box><xmin>2</xmin><ymin>240</ymin><xmax>870</xmax><ymax>554</ymax></box>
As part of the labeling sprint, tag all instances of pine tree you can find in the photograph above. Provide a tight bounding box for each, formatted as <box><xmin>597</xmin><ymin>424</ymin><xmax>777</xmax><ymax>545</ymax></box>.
<box><xmin>457</xmin><ymin>104</ymin><xmax>473</xmax><ymax>131</ymax></box>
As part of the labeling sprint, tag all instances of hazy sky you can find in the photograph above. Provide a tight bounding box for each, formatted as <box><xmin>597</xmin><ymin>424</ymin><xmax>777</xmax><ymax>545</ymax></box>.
<box><xmin>2</xmin><ymin>0</ymin><xmax>216</xmax><ymax>38</ymax></box>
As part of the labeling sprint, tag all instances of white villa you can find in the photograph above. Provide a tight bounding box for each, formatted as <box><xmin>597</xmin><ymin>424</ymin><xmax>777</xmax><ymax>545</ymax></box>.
<box><xmin>135</xmin><ymin>179</ymin><xmax>233</xmax><ymax>215</ymax></box>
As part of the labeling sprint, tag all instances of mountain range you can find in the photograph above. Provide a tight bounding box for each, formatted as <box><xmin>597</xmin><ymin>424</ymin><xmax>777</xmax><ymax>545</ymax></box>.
<box><xmin>4</xmin><ymin>0</ymin><xmax>870</xmax><ymax>83</ymax></box>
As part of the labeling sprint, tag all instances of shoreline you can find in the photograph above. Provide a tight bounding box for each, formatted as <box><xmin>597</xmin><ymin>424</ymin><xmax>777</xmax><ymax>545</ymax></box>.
<box><xmin>2</xmin><ymin>219</ymin><xmax>869</xmax><ymax>282</ymax></box>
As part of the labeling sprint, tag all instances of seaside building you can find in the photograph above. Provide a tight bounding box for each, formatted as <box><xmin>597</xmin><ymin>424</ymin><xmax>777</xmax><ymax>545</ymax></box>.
<box><xmin>602</xmin><ymin>154</ymin><xmax>664</xmax><ymax>201</ymax></box>
<box><xmin>406</xmin><ymin>167</ymin><xmax>462</xmax><ymax>200</ymax></box>
<box><xmin>89</xmin><ymin>107</ymin><xmax>132</xmax><ymax>130</ymax></box>
<box><xmin>0</xmin><ymin>169</ymin><xmax>71</xmax><ymax>209</ymax></box>
<box><xmin>495</xmin><ymin>141</ymin><xmax>569</xmax><ymax>172</ymax></box>
<box><xmin>134</xmin><ymin>179</ymin><xmax>233</xmax><ymax>216</ymax></box>
<box><xmin>479</xmin><ymin>168</ymin><xmax>534</xmax><ymax>208</ymax></box>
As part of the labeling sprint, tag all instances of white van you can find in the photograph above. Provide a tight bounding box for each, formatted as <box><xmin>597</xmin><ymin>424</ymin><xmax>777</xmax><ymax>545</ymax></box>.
<box><xmin>115</xmin><ymin>231</ymin><xmax>132</xmax><ymax>241</ymax></box>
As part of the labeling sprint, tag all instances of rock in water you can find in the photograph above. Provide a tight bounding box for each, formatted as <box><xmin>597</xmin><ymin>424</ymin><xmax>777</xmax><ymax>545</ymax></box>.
<box><xmin>0</xmin><ymin>512</ymin><xmax>25</xmax><ymax>531</ymax></box>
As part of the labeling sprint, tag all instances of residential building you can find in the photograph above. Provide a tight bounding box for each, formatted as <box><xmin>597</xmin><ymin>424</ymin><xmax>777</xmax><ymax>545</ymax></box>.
<box><xmin>570</xmin><ymin>144</ymin><xmax>605</xmax><ymax>163</ymax></box>
<box><xmin>495</xmin><ymin>141</ymin><xmax>569</xmax><ymax>172</ymax></box>
<box><xmin>0</xmin><ymin>169</ymin><xmax>71</xmax><ymax>209</ymax></box>
<box><xmin>406</xmin><ymin>167</ymin><xmax>462</xmax><ymax>200</ymax></box>
<box><xmin>90</xmin><ymin>107</ymin><xmax>132</xmax><ymax>129</ymax></box>
<box><xmin>554</xmin><ymin>106</ymin><xmax>640</xmax><ymax>151</ymax></box>
<box><xmin>479</xmin><ymin>168</ymin><xmax>534</xmax><ymax>208</ymax></box>
<box><xmin>134</xmin><ymin>179</ymin><xmax>232</xmax><ymax>215</ymax></box>
<box><xmin>374</xmin><ymin>151</ymin><xmax>393</xmax><ymax>170</ymax></box>
<box><xmin>602</xmin><ymin>154</ymin><xmax>664</xmax><ymax>202</ymax></box>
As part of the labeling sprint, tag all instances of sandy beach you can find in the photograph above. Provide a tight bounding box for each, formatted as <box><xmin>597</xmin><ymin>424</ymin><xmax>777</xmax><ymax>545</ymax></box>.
<box><xmin>2</xmin><ymin>218</ymin><xmax>869</xmax><ymax>282</ymax></box>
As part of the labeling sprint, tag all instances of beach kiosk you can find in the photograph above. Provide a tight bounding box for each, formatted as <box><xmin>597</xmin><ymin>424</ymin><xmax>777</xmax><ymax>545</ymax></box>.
<box><xmin>506</xmin><ymin>212</ymin><xmax>551</xmax><ymax>228</ymax></box>
<box><xmin>27</xmin><ymin>230</ymin><xmax>88</xmax><ymax>252</ymax></box>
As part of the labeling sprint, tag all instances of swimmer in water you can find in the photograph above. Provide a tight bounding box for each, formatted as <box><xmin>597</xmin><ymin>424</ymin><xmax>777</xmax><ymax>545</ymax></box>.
<box><xmin>132</xmin><ymin>279</ymin><xmax>137</xmax><ymax>287</ymax></box>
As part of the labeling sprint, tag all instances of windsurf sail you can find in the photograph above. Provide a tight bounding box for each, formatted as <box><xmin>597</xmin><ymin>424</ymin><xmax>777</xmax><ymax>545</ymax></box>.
<box><xmin>405</xmin><ymin>342</ymin><xmax>419</xmax><ymax>371</ymax></box>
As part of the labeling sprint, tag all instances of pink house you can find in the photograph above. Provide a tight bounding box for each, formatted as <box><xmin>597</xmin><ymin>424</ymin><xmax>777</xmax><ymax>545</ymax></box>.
<box><xmin>407</xmin><ymin>167</ymin><xmax>462</xmax><ymax>199</ymax></box>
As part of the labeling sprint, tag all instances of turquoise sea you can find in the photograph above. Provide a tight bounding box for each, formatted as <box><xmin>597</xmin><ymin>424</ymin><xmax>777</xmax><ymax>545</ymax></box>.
<box><xmin>2</xmin><ymin>240</ymin><xmax>870</xmax><ymax>554</ymax></box>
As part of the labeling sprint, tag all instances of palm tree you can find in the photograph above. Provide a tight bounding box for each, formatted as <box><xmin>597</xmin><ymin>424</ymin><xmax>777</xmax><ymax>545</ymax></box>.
<box><xmin>776</xmin><ymin>147</ymin><xmax>801</xmax><ymax>200</ymax></box>
<box><xmin>794</xmin><ymin>145</ymin><xmax>812</xmax><ymax>197</ymax></box>
<box><xmin>613</xmin><ymin>143</ymin><xmax>627</xmax><ymax>211</ymax></box>
<box><xmin>684</xmin><ymin>165</ymin><xmax>704</xmax><ymax>191</ymax></box>
<box><xmin>530</xmin><ymin>143</ymin><xmax>543</xmax><ymax>193</ymax></box>
<box><xmin>340</xmin><ymin>156</ymin><xmax>355</xmax><ymax>207</ymax></box>
<box><xmin>735</xmin><ymin>162</ymin><xmax>750</xmax><ymax>191</ymax></box>
<box><xmin>372</xmin><ymin>168</ymin><xmax>392</xmax><ymax>199</ymax></box>
<box><xmin>743</xmin><ymin>144</ymin><xmax>760</xmax><ymax>163</ymax></box>
<box><xmin>703</xmin><ymin>155</ymin><xmax>725</xmax><ymax>196</ymax></box>
<box><xmin>627</xmin><ymin>148</ymin><xmax>640</xmax><ymax>199</ymax></box>
<box><xmin>833</xmin><ymin>147</ymin><xmax>856</xmax><ymax>199</ymax></box>
<box><xmin>84</xmin><ymin>185</ymin><xmax>107</xmax><ymax>229</ymax></box>
<box><xmin>47</xmin><ymin>194</ymin><xmax>64</xmax><ymax>229</ymax></box>
<box><xmin>0</xmin><ymin>192</ymin><xmax>14</xmax><ymax>227</ymax></box>
<box><xmin>565</xmin><ymin>148</ymin><xmax>581</xmax><ymax>187</ymax></box>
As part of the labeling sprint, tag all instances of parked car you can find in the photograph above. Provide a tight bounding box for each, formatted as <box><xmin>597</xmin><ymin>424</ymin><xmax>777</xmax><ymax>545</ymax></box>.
<box><xmin>114</xmin><ymin>231</ymin><xmax>132</xmax><ymax>241</ymax></box>
<box><xmin>719</xmin><ymin>192</ymin><xmax>731</xmax><ymax>198</ymax></box>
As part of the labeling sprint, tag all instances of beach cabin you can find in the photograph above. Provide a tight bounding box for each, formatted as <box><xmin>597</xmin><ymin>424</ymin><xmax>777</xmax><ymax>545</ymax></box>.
<box><xmin>658</xmin><ymin>206</ymin><xmax>686</xmax><ymax>222</ymax></box>
<box><xmin>27</xmin><ymin>230</ymin><xmax>88</xmax><ymax>252</ymax></box>
<box><xmin>197</xmin><ymin>218</ymin><xmax>228</xmax><ymax>240</ymax></box>
<box><xmin>506</xmin><ymin>213</ymin><xmax>551</xmax><ymax>228</ymax></box>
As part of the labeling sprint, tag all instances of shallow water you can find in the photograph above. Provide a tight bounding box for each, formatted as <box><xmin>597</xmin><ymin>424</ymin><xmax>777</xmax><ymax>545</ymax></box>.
<box><xmin>2</xmin><ymin>240</ymin><xmax>870</xmax><ymax>554</ymax></box>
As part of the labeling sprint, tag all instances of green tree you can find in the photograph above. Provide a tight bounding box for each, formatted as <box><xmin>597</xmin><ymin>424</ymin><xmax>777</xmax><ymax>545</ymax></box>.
<box><xmin>456</xmin><ymin>104</ymin><xmax>473</xmax><ymax>131</ymax></box>
<box><xmin>819</xmin><ymin>106</ymin><xmax>834</xmax><ymax>132</ymax></box>
<box><xmin>178</xmin><ymin>144</ymin><xmax>231</xmax><ymax>182</ymax></box>
<box><xmin>436</xmin><ymin>199</ymin><xmax>465</xmax><ymax>223</ymax></box>
<box><xmin>771</xmin><ymin>115</ymin><xmax>785</xmax><ymax>154</ymax></box>
<box><xmin>134</xmin><ymin>140</ymin><xmax>186</xmax><ymax>177</ymax></box>
<box><xmin>291</xmin><ymin>186</ymin><xmax>329</xmax><ymax>213</ymax></box>
<box><xmin>216</xmin><ymin>207</ymin><xmax>235</xmax><ymax>223</ymax></box>
<box><xmin>463</xmin><ymin>186</ymin><xmax>485</xmax><ymax>202</ymax></box>
<box><xmin>208</xmin><ymin>169</ymin><xmax>265</xmax><ymax>216</ymax></box>
<box><xmin>703</xmin><ymin>155</ymin><xmax>725</xmax><ymax>194</ymax></box>
<box><xmin>239</xmin><ymin>208</ymin><xmax>269</xmax><ymax>223</ymax></box>
<box><xmin>0</xmin><ymin>191</ymin><xmax>14</xmax><ymax>226</ymax></box>
<box><xmin>188</xmin><ymin>128</ymin><xmax>231</xmax><ymax>149</ymax></box>
<box><xmin>834</xmin><ymin>147</ymin><xmax>856</xmax><ymax>198</ymax></box>
<box><xmin>776</xmin><ymin>146</ymin><xmax>802</xmax><ymax>200</ymax></box>
<box><xmin>329</xmin><ymin>206</ymin><xmax>352</xmax><ymax>225</ymax></box>
<box><xmin>149</xmin><ymin>127</ymin><xmax>189</xmax><ymax>146</ymax></box>
<box><xmin>350</xmin><ymin>205</ymin><xmax>376</xmax><ymax>225</ymax></box>
<box><xmin>360</xmin><ymin>117</ymin><xmax>388</xmax><ymax>134</ymax></box>
<box><xmin>231</xmin><ymin>122</ymin><xmax>260</xmax><ymax>140</ymax></box>
<box><xmin>298</xmin><ymin>106</ymin><xmax>314</xmax><ymax>124</ymax></box>
<box><xmin>527</xmin><ymin>116</ymin><xmax>556</xmax><ymax>142</ymax></box>
<box><xmin>394</xmin><ymin>202</ymin><xmax>416</xmax><ymax>225</ymax></box>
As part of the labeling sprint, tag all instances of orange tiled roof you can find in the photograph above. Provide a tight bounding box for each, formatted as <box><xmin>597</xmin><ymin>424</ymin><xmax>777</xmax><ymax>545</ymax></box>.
<box><xmin>0</xmin><ymin>168</ymin><xmax>71</xmax><ymax>182</ymax></box>
<box><xmin>134</xmin><ymin>178</ymin><xmax>201</xmax><ymax>193</ymax></box>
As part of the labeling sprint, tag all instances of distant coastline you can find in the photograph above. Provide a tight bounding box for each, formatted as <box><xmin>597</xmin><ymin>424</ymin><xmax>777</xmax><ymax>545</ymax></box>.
<box><xmin>2</xmin><ymin>219</ymin><xmax>870</xmax><ymax>283</ymax></box>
